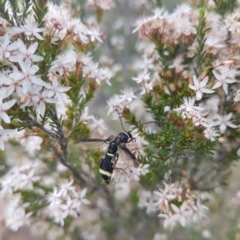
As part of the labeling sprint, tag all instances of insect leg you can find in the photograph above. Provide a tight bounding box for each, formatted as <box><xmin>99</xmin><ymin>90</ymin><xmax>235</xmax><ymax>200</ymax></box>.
<box><xmin>127</xmin><ymin>137</ymin><xmax>136</xmax><ymax>143</ymax></box>
<box><xmin>112</xmin><ymin>153</ymin><xmax>119</xmax><ymax>166</ymax></box>
<box><xmin>99</xmin><ymin>157</ymin><xmax>104</xmax><ymax>163</ymax></box>
<box><xmin>112</xmin><ymin>154</ymin><xmax>131</xmax><ymax>178</ymax></box>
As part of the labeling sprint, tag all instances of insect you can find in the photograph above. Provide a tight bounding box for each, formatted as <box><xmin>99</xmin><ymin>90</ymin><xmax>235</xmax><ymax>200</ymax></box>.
<box><xmin>76</xmin><ymin>110</ymin><xmax>156</xmax><ymax>184</ymax></box>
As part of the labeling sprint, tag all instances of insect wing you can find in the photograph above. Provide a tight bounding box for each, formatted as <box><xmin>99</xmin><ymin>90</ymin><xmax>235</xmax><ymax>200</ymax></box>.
<box><xmin>74</xmin><ymin>135</ymin><xmax>115</xmax><ymax>144</ymax></box>
<box><xmin>118</xmin><ymin>144</ymin><xmax>139</xmax><ymax>168</ymax></box>
<box><xmin>75</xmin><ymin>138</ymin><xmax>106</xmax><ymax>143</ymax></box>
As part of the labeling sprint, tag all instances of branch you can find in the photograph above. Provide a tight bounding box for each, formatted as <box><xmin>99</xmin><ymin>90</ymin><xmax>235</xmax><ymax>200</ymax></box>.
<box><xmin>28</xmin><ymin>117</ymin><xmax>58</xmax><ymax>138</ymax></box>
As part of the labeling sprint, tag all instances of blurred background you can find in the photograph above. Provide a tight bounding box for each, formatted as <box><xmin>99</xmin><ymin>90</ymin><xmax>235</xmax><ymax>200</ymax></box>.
<box><xmin>2</xmin><ymin>0</ymin><xmax>240</xmax><ymax>239</ymax></box>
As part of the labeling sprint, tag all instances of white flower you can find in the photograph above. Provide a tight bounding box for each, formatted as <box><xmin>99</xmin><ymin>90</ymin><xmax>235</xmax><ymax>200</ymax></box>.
<box><xmin>0</xmin><ymin>177</ymin><xmax>14</xmax><ymax>194</ymax></box>
<box><xmin>74</xmin><ymin>21</ymin><xmax>89</xmax><ymax>44</ymax></box>
<box><xmin>169</xmin><ymin>54</ymin><xmax>186</xmax><ymax>73</ymax></box>
<box><xmin>189</xmin><ymin>76</ymin><xmax>214</xmax><ymax>100</ymax></box>
<box><xmin>106</xmin><ymin>94</ymin><xmax>124</xmax><ymax>117</ymax></box>
<box><xmin>72</xmin><ymin>188</ymin><xmax>91</xmax><ymax>206</ymax></box>
<box><xmin>203</xmin><ymin>125</ymin><xmax>219</xmax><ymax>141</ymax></box>
<box><xmin>82</xmin><ymin>62</ymin><xmax>98</xmax><ymax>79</ymax></box>
<box><xmin>59</xmin><ymin>180</ymin><xmax>75</xmax><ymax>198</ymax></box>
<box><xmin>14</xmin><ymin>22</ymin><xmax>44</xmax><ymax>40</ymax></box>
<box><xmin>174</xmin><ymin>96</ymin><xmax>208</xmax><ymax>127</ymax></box>
<box><xmin>49</xmin><ymin>51</ymin><xmax>76</xmax><ymax>75</ymax></box>
<box><xmin>213</xmin><ymin>113</ymin><xmax>238</xmax><ymax>133</ymax></box>
<box><xmin>21</xmin><ymin>135</ymin><xmax>43</xmax><ymax>156</ymax></box>
<box><xmin>171</xmin><ymin>202</ymin><xmax>191</xmax><ymax>227</ymax></box>
<box><xmin>120</xmin><ymin>88</ymin><xmax>137</xmax><ymax>102</ymax></box>
<box><xmin>32</xmin><ymin>90</ymin><xmax>57</xmax><ymax>116</ymax></box>
<box><xmin>191</xmin><ymin>200</ymin><xmax>208</xmax><ymax>222</ymax></box>
<box><xmin>174</xmin><ymin>97</ymin><xmax>202</xmax><ymax>112</ymax></box>
<box><xmin>87</xmin><ymin>0</ymin><xmax>114</xmax><ymax>11</ymax></box>
<box><xmin>47</xmin><ymin>187</ymin><xmax>61</xmax><ymax>208</ymax></box>
<box><xmin>212</xmin><ymin>66</ymin><xmax>238</xmax><ymax>94</ymax></box>
<box><xmin>89</xmin><ymin>117</ymin><xmax>108</xmax><ymax>135</ymax></box>
<box><xmin>44</xmin><ymin>77</ymin><xmax>71</xmax><ymax>100</ymax></box>
<box><xmin>132</xmin><ymin>71</ymin><xmax>150</xmax><ymax>84</ymax></box>
<box><xmin>158</xmin><ymin>213</ymin><xmax>176</xmax><ymax>230</ymax></box>
<box><xmin>18</xmin><ymin>169</ymin><xmax>40</xmax><ymax>190</ymax></box>
<box><xmin>4</xmin><ymin>71</ymin><xmax>24</xmax><ymax>97</ymax></box>
<box><xmin>138</xmin><ymin>190</ymin><xmax>156</xmax><ymax>215</ymax></box>
<box><xmin>94</xmin><ymin>67</ymin><xmax>113</xmax><ymax>86</ymax></box>
<box><xmin>9</xmin><ymin>39</ymin><xmax>43</xmax><ymax>63</ymax></box>
<box><xmin>60</xmin><ymin>195</ymin><xmax>80</xmax><ymax>218</ymax></box>
<box><xmin>140</xmin><ymin>81</ymin><xmax>154</xmax><ymax>95</ymax></box>
<box><xmin>76</xmin><ymin>52</ymin><xmax>92</xmax><ymax>67</ymax></box>
<box><xmin>4</xmin><ymin>195</ymin><xmax>32</xmax><ymax>231</ymax></box>
<box><xmin>47</xmin><ymin>186</ymin><xmax>90</xmax><ymax>226</ymax></box>
<box><xmin>87</xmin><ymin>26</ymin><xmax>103</xmax><ymax>42</ymax></box>
<box><xmin>0</xmin><ymin>34</ymin><xmax>18</xmax><ymax>59</ymax></box>
<box><xmin>154</xmin><ymin>188</ymin><xmax>175</xmax><ymax>212</ymax></box>
<box><xmin>10</xmin><ymin>60</ymin><xmax>44</xmax><ymax>93</ymax></box>
<box><xmin>80</xmin><ymin>107</ymin><xmax>93</xmax><ymax>123</ymax></box>
<box><xmin>0</xmin><ymin>98</ymin><xmax>16</xmax><ymax>123</ymax></box>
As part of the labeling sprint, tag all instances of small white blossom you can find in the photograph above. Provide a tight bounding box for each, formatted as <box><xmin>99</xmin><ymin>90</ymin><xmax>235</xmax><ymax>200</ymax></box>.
<box><xmin>4</xmin><ymin>195</ymin><xmax>32</xmax><ymax>231</ymax></box>
<box><xmin>212</xmin><ymin>66</ymin><xmax>238</xmax><ymax>94</ymax></box>
<box><xmin>14</xmin><ymin>22</ymin><xmax>44</xmax><ymax>40</ymax></box>
<box><xmin>120</xmin><ymin>88</ymin><xmax>137</xmax><ymax>102</ymax></box>
<box><xmin>203</xmin><ymin>125</ymin><xmax>220</xmax><ymax>141</ymax></box>
<box><xmin>159</xmin><ymin>213</ymin><xmax>176</xmax><ymax>230</ymax></box>
<box><xmin>213</xmin><ymin>113</ymin><xmax>238</xmax><ymax>133</ymax></box>
<box><xmin>44</xmin><ymin>77</ymin><xmax>71</xmax><ymax>100</ymax></box>
<box><xmin>47</xmin><ymin>183</ymin><xmax>90</xmax><ymax>226</ymax></box>
<box><xmin>191</xmin><ymin>200</ymin><xmax>209</xmax><ymax>222</ymax></box>
<box><xmin>189</xmin><ymin>76</ymin><xmax>214</xmax><ymax>100</ymax></box>
<box><xmin>0</xmin><ymin>98</ymin><xmax>16</xmax><ymax>123</ymax></box>
<box><xmin>21</xmin><ymin>135</ymin><xmax>43</xmax><ymax>156</ymax></box>
<box><xmin>32</xmin><ymin>90</ymin><xmax>57</xmax><ymax>116</ymax></box>
<box><xmin>87</xmin><ymin>26</ymin><xmax>103</xmax><ymax>43</ymax></box>
<box><xmin>9</xmin><ymin>39</ymin><xmax>43</xmax><ymax>63</ymax></box>
<box><xmin>171</xmin><ymin>202</ymin><xmax>191</xmax><ymax>227</ymax></box>
<box><xmin>89</xmin><ymin>117</ymin><xmax>108</xmax><ymax>135</ymax></box>
<box><xmin>0</xmin><ymin>34</ymin><xmax>18</xmax><ymax>59</ymax></box>
<box><xmin>132</xmin><ymin>71</ymin><xmax>150</xmax><ymax>84</ymax></box>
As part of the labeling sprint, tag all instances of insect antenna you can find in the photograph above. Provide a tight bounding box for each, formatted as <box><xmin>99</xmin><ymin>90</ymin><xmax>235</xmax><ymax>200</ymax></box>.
<box><xmin>115</xmin><ymin>109</ymin><xmax>128</xmax><ymax>132</ymax></box>
<box><xmin>129</xmin><ymin>121</ymin><xmax>159</xmax><ymax>133</ymax></box>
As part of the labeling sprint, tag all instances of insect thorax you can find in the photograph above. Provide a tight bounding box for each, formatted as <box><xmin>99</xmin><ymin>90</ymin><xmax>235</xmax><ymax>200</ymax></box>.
<box><xmin>117</xmin><ymin>132</ymin><xmax>132</xmax><ymax>143</ymax></box>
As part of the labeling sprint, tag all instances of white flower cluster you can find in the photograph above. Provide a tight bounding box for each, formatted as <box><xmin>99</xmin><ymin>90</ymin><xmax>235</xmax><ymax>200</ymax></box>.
<box><xmin>113</xmin><ymin>159</ymin><xmax>150</xmax><ymax>184</ymax></box>
<box><xmin>3</xmin><ymin>194</ymin><xmax>32</xmax><ymax>231</ymax></box>
<box><xmin>49</xmin><ymin>51</ymin><xmax>113</xmax><ymax>86</ymax></box>
<box><xmin>44</xmin><ymin>3</ymin><xmax>103</xmax><ymax>43</ymax></box>
<box><xmin>132</xmin><ymin>4</ymin><xmax>240</xmax><ymax>143</ymax></box>
<box><xmin>154</xmin><ymin>182</ymin><xmax>209</xmax><ymax>230</ymax></box>
<box><xmin>47</xmin><ymin>180</ymin><xmax>90</xmax><ymax>226</ymax></box>
<box><xmin>0</xmin><ymin>159</ymin><xmax>47</xmax><ymax>231</ymax></box>
<box><xmin>188</xmin><ymin>61</ymin><xmax>239</xmax><ymax>101</ymax></box>
<box><xmin>133</xmin><ymin>5</ymin><xmax>197</xmax><ymax>45</ymax></box>
<box><xmin>173</xmin><ymin>96</ymin><xmax>237</xmax><ymax>141</ymax></box>
<box><xmin>0</xmin><ymin>2</ymin><xmax>114</xmax><ymax>151</ymax></box>
<box><xmin>106</xmin><ymin>87</ymin><xmax>137</xmax><ymax>118</ymax></box>
<box><xmin>138</xmin><ymin>190</ymin><xmax>156</xmax><ymax>215</ymax></box>
<box><xmin>87</xmin><ymin>0</ymin><xmax>114</xmax><ymax>11</ymax></box>
<box><xmin>0</xmin><ymin>159</ymin><xmax>43</xmax><ymax>193</ymax></box>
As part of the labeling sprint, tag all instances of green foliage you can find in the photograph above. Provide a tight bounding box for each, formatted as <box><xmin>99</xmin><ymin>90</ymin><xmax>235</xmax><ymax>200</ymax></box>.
<box><xmin>194</xmin><ymin>9</ymin><xmax>209</xmax><ymax>76</ymax></box>
<box><xmin>155</xmin><ymin>0</ymin><xmax>162</xmax><ymax>8</ymax></box>
<box><xmin>32</xmin><ymin>0</ymin><xmax>48</xmax><ymax>26</ymax></box>
<box><xmin>0</xmin><ymin>0</ymin><xmax>9</xmax><ymax>21</ymax></box>
<box><xmin>214</xmin><ymin>0</ymin><xmax>237</xmax><ymax>15</ymax></box>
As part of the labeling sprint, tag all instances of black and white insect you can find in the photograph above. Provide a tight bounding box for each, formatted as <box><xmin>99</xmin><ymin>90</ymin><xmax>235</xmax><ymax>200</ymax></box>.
<box><xmin>76</xmin><ymin>110</ymin><xmax>156</xmax><ymax>184</ymax></box>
